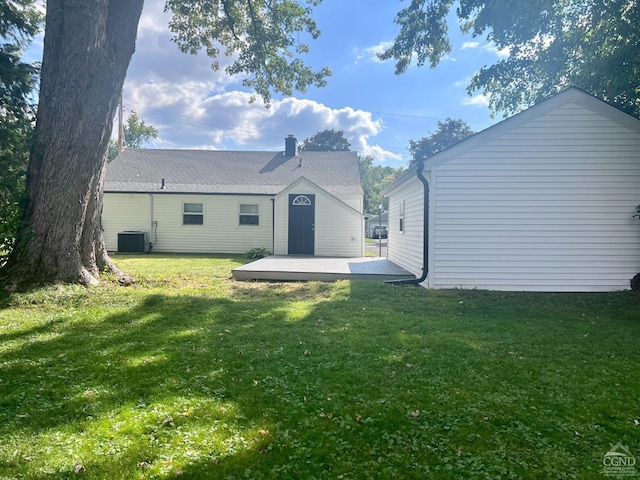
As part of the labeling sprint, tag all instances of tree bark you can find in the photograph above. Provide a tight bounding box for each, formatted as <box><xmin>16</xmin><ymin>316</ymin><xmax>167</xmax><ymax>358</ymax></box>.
<box><xmin>4</xmin><ymin>0</ymin><xmax>143</xmax><ymax>286</ymax></box>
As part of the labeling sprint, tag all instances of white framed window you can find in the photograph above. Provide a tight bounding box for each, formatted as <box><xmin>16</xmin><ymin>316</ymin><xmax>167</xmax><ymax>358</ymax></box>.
<box><xmin>399</xmin><ymin>200</ymin><xmax>405</xmax><ymax>233</ymax></box>
<box><xmin>183</xmin><ymin>202</ymin><xmax>204</xmax><ymax>225</ymax></box>
<box><xmin>239</xmin><ymin>204</ymin><xmax>259</xmax><ymax>225</ymax></box>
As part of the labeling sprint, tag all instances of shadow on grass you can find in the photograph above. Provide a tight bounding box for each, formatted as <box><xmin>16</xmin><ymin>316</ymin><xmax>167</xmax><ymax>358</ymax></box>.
<box><xmin>1</xmin><ymin>282</ymin><xmax>639</xmax><ymax>478</ymax></box>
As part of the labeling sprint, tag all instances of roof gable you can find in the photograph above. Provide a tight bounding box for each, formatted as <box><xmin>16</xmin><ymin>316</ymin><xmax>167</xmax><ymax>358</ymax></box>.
<box><xmin>105</xmin><ymin>149</ymin><xmax>363</xmax><ymax>196</ymax></box>
<box><xmin>385</xmin><ymin>87</ymin><xmax>640</xmax><ymax>194</ymax></box>
<box><xmin>277</xmin><ymin>176</ymin><xmax>363</xmax><ymax>217</ymax></box>
<box><xmin>423</xmin><ymin>87</ymin><xmax>640</xmax><ymax>169</ymax></box>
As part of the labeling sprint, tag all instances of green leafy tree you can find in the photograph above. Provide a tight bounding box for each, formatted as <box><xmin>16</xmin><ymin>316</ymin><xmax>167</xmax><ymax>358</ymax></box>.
<box><xmin>108</xmin><ymin>112</ymin><xmax>159</xmax><ymax>160</ymax></box>
<box><xmin>4</xmin><ymin>0</ymin><xmax>330</xmax><ymax>287</ymax></box>
<box><xmin>381</xmin><ymin>0</ymin><xmax>640</xmax><ymax>117</ymax></box>
<box><xmin>359</xmin><ymin>156</ymin><xmax>404</xmax><ymax>214</ymax></box>
<box><xmin>408</xmin><ymin>118</ymin><xmax>474</xmax><ymax>166</ymax></box>
<box><xmin>298</xmin><ymin>131</ymin><xmax>400</xmax><ymax>212</ymax></box>
<box><xmin>300</xmin><ymin>129</ymin><xmax>350</xmax><ymax>151</ymax></box>
<box><xmin>0</xmin><ymin>0</ymin><xmax>42</xmax><ymax>265</ymax></box>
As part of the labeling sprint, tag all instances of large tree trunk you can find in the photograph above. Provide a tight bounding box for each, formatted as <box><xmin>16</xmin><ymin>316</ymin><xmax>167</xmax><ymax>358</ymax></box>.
<box><xmin>5</xmin><ymin>0</ymin><xmax>144</xmax><ymax>286</ymax></box>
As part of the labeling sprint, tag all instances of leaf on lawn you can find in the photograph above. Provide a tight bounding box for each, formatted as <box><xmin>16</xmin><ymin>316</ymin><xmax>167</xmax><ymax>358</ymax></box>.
<box><xmin>304</xmin><ymin>349</ymin><xmax>311</xmax><ymax>355</ymax></box>
<box><xmin>258</xmin><ymin>429</ymin><xmax>270</xmax><ymax>435</ymax></box>
<box><xmin>162</xmin><ymin>416</ymin><xmax>174</xmax><ymax>426</ymax></box>
<box><xmin>356</xmin><ymin>415</ymin><xmax>362</xmax><ymax>422</ymax></box>
<box><xmin>634</xmin><ymin>419</ymin><xmax>639</xmax><ymax>426</ymax></box>
<box><xmin>410</xmin><ymin>410</ymin><xmax>420</xmax><ymax>419</ymax></box>
<box><xmin>457</xmin><ymin>447</ymin><xmax>463</xmax><ymax>456</ymax></box>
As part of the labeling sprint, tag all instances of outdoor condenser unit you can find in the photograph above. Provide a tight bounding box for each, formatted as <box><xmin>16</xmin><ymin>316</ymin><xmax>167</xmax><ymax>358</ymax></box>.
<box><xmin>117</xmin><ymin>231</ymin><xmax>148</xmax><ymax>253</ymax></box>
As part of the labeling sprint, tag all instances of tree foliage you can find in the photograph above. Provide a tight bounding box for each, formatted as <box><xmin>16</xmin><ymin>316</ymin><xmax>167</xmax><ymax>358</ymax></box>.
<box><xmin>298</xmin><ymin>130</ymin><xmax>402</xmax><ymax>213</ymax></box>
<box><xmin>359</xmin><ymin>156</ymin><xmax>404</xmax><ymax>214</ymax></box>
<box><xmin>408</xmin><ymin>118</ymin><xmax>474</xmax><ymax>166</ymax></box>
<box><xmin>299</xmin><ymin>129</ymin><xmax>350</xmax><ymax>152</ymax></box>
<box><xmin>0</xmin><ymin>0</ymin><xmax>42</xmax><ymax>265</ymax></box>
<box><xmin>166</xmin><ymin>0</ymin><xmax>331</xmax><ymax>106</ymax></box>
<box><xmin>382</xmin><ymin>0</ymin><xmax>640</xmax><ymax>117</ymax></box>
<box><xmin>108</xmin><ymin>112</ymin><xmax>159</xmax><ymax>160</ymax></box>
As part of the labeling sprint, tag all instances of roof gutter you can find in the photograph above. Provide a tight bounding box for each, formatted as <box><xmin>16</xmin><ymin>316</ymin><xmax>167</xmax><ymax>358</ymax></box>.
<box><xmin>386</xmin><ymin>160</ymin><xmax>429</xmax><ymax>285</ymax></box>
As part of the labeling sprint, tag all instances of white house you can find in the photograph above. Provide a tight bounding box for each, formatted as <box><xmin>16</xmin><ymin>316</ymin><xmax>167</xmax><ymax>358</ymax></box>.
<box><xmin>103</xmin><ymin>136</ymin><xmax>364</xmax><ymax>257</ymax></box>
<box><xmin>384</xmin><ymin>88</ymin><xmax>640</xmax><ymax>292</ymax></box>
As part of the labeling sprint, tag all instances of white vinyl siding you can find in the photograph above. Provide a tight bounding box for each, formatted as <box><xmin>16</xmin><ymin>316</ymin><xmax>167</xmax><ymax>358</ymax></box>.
<box><xmin>430</xmin><ymin>102</ymin><xmax>640</xmax><ymax>291</ymax></box>
<box><xmin>387</xmin><ymin>176</ymin><xmax>424</xmax><ymax>278</ymax></box>
<box><xmin>314</xmin><ymin>194</ymin><xmax>362</xmax><ymax>257</ymax></box>
<box><xmin>102</xmin><ymin>194</ymin><xmax>151</xmax><ymax>251</ymax></box>
<box><xmin>274</xmin><ymin>179</ymin><xmax>363</xmax><ymax>257</ymax></box>
<box><xmin>104</xmin><ymin>184</ymin><xmax>363</xmax><ymax>257</ymax></box>
<box><xmin>338</xmin><ymin>194</ymin><xmax>363</xmax><ymax>213</ymax></box>
<box><xmin>103</xmin><ymin>193</ymin><xmax>273</xmax><ymax>254</ymax></box>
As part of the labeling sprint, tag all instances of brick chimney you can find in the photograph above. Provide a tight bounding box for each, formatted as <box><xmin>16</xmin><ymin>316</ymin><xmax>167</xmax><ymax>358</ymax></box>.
<box><xmin>285</xmin><ymin>134</ymin><xmax>297</xmax><ymax>157</ymax></box>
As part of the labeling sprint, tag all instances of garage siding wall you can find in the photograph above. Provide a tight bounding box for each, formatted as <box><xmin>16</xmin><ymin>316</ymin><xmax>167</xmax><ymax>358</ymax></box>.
<box><xmin>387</xmin><ymin>176</ymin><xmax>424</xmax><ymax>278</ymax></box>
<box><xmin>430</xmin><ymin>101</ymin><xmax>640</xmax><ymax>291</ymax></box>
<box><xmin>103</xmin><ymin>193</ymin><xmax>273</xmax><ymax>254</ymax></box>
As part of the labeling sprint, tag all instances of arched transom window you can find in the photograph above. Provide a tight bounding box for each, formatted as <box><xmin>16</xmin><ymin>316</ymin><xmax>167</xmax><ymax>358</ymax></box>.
<box><xmin>291</xmin><ymin>195</ymin><xmax>312</xmax><ymax>206</ymax></box>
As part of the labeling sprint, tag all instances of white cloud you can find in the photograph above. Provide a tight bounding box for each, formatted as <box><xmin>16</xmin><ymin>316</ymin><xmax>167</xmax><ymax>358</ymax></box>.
<box><xmin>461</xmin><ymin>41</ymin><xmax>480</xmax><ymax>50</ymax></box>
<box><xmin>462</xmin><ymin>94</ymin><xmax>490</xmax><ymax>107</ymax></box>
<box><xmin>459</xmin><ymin>40</ymin><xmax>510</xmax><ymax>59</ymax></box>
<box><xmin>485</xmin><ymin>44</ymin><xmax>511</xmax><ymax>59</ymax></box>
<box><xmin>119</xmin><ymin>0</ymin><xmax>403</xmax><ymax>163</ymax></box>
<box><xmin>136</xmin><ymin>0</ymin><xmax>169</xmax><ymax>37</ymax></box>
<box><xmin>453</xmin><ymin>77</ymin><xmax>471</xmax><ymax>88</ymax></box>
<box><xmin>354</xmin><ymin>41</ymin><xmax>393</xmax><ymax>63</ymax></box>
<box><xmin>125</xmin><ymin>81</ymin><xmax>399</xmax><ymax>162</ymax></box>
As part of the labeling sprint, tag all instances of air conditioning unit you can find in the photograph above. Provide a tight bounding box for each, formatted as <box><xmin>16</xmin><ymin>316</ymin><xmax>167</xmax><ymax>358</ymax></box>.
<box><xmin>117</xmin><ymin>231</ymin><xmax>148</xmax><ymax>253</ymax></box>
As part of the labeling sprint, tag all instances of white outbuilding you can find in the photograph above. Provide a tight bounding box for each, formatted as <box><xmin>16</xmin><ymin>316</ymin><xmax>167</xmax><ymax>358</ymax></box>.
<box><xmin>384</xmin><ymin>87</ymin><xmax>640</xmax><ymax>292</ymax></box>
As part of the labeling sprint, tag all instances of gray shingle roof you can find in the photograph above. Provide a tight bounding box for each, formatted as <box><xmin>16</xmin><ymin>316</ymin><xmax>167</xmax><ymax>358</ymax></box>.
<box><xmin>105</xmin><ymin>149</ymin><xmax>363</xmax><ymax>196</ymax></box>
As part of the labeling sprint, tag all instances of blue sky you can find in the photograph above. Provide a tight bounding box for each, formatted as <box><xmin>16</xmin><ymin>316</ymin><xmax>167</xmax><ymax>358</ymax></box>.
<box><xmin>33</xmin><ymin>1</ymin><xmax>510</xmax><ymax>165</ymax></box>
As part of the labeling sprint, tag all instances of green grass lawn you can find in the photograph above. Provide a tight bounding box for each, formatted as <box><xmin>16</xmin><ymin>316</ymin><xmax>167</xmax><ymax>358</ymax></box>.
<box><xmin>1</xmin><ymin>255</ymin><xmax>639</xmax><ymax>479</ymax></box>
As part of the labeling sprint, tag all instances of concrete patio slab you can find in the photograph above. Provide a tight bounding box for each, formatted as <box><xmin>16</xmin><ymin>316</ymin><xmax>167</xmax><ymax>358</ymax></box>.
<box><xmin>232</xmin><ymin>256</ymin><xmax>416</xmax><ymax>282</ymax></box>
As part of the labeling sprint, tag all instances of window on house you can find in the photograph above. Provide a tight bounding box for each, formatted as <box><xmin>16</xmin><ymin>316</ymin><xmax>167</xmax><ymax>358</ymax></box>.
<box><xmin>183</xmin><ymin>202</ymin><xmax>204</xmax><ymax>225</ymax></box>
<box><xmin>239</xmin><ymin>204</ymin><xmax>259</xmax><ymax>225</ymax></box>
<box><xmin>399</xmin><ymin>200</ymin><xmax>405</xmax><ymax>233</ymax></box>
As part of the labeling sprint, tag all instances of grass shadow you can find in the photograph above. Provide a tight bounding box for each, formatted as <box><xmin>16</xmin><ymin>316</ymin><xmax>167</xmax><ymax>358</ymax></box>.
<box><xmin>0</xmin><ymin>278</ymin><xmax>639</xmax><ymax>478</ymax></box>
